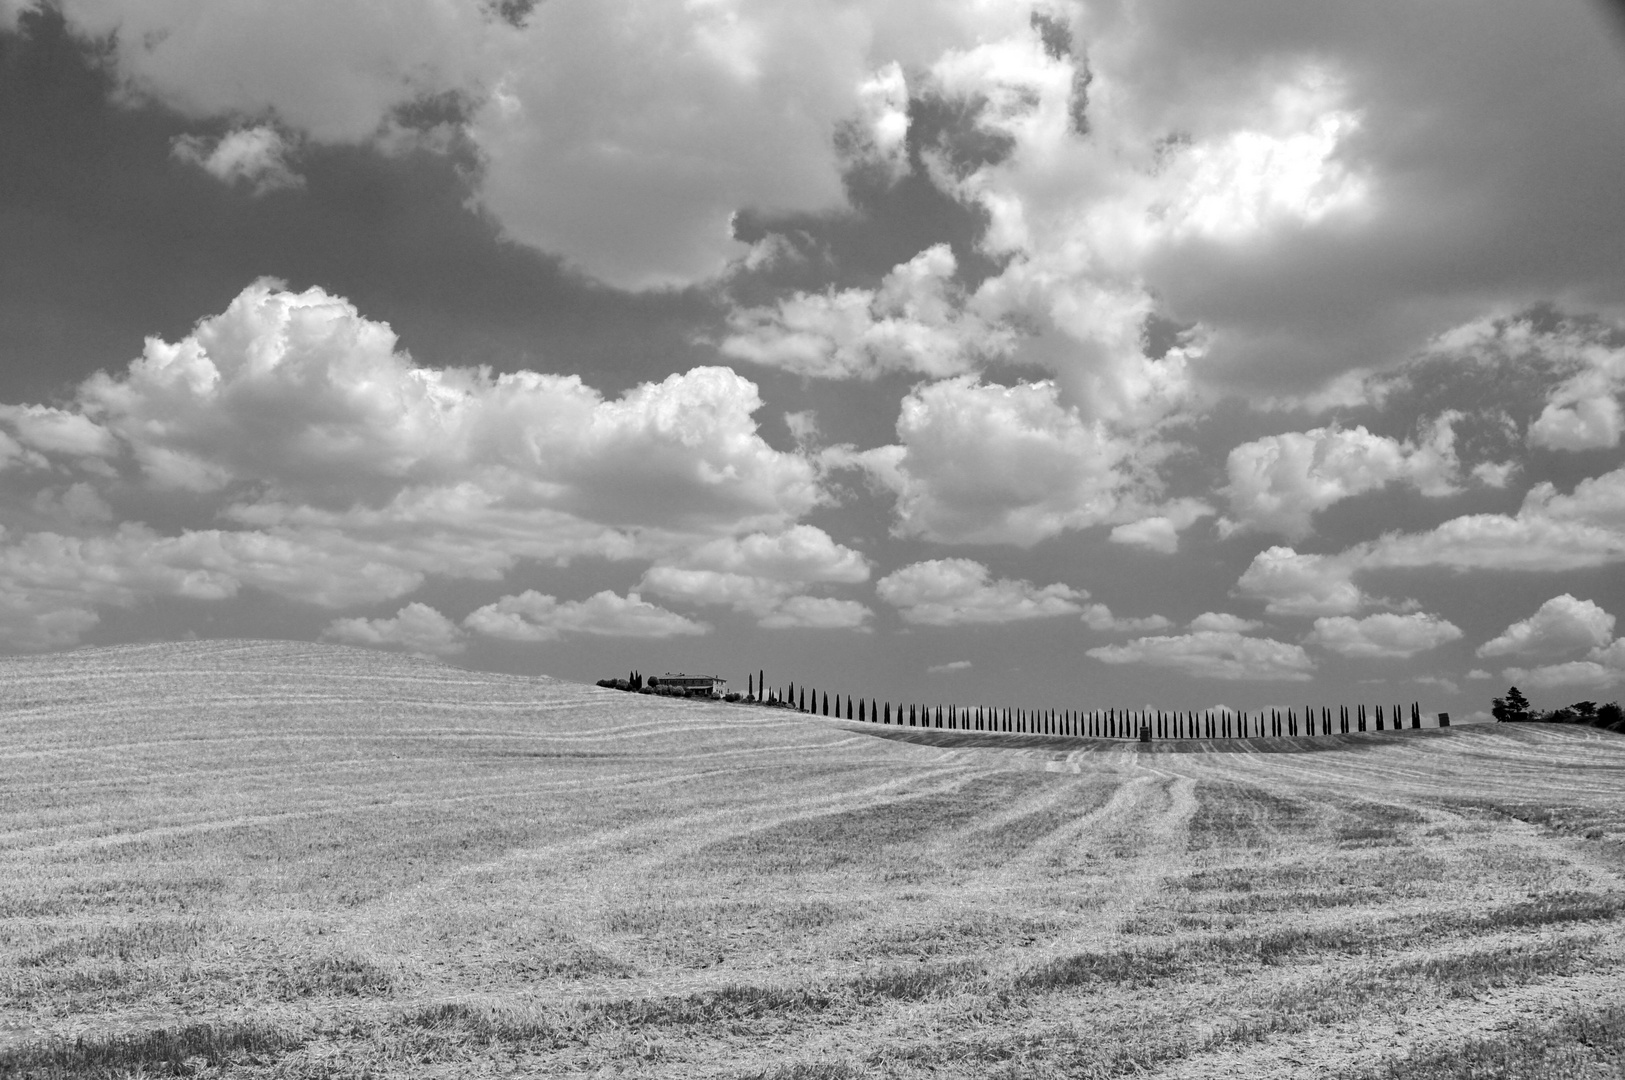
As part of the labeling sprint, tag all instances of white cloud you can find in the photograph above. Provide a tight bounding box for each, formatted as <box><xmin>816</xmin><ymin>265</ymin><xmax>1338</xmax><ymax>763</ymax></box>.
<box><xmin>1234</xmin><ymin>466</ymin><xmax>1625</xmax><ymax>632</ymax></box>
<box><xmin>0</xmin><ymin>404</ymin><xmax>117</xmax><ymax>459</ymax></box>
<box><xmin>1477</xmin><ymin>595</ymin><xmax>1616</xmax><ymax>659</ymax></box>
<box><xmin>1516</xmin><ymin>324</ymin><xmax>1625</xmax><ymax>451</ymax></box>
<box><xmin>49</xmin><ymin>1</ymin><xmax>998</xmax><ymax>289</ymax></box>
<box><xmin>463</xmin><ymin>590</ymin><xmax>707</xmax><ymax>642</ymax></box>
<box><xmin>1222</xmin><ymin>418</ymin><xmax>1459</xmax><ymax>539</ymax></box>
<box><xmin>1361</xmin><ymin>466</ymin><xmax>1625</xmax><ymax>574</ymax></box>
<box><xmin>1466</xmin><ymin>668</ymin><xmax>1492</xmax><ymax>680</ymax></box>
<box><xmin>638</xmin><ymin>525</ymin><xmax>869</xmax><ymax>627</ymax></box>
<box><xmin>849</xmin><ymin>376</ymin><xmax>1134</xmax><ymax>546</ymax></box>
<box><xmin>1499</xmin><ymin>660</ymin><xmax>1623</xmax><ymax>692</ymax></box>
<box><xmin>171</xmin><ymin>126</ymin><xmax>304</xmax><ymax>195</ymax></box>
<box><xmin>1189</xmin><ymin>612</ymin><xmax>1262</xmax><ymax>633</ymax></box>
<box><xmin>467</xmin><ymin>12</ymin><xmax>919</xmax><ymax>288</ymax></box>
<box><xmin>1232</xmin><ymin>546</ymin><xmax>1366</xmax><ymax>617</ymax></box>
<box><xmin>683</xmin><ymin>525</ymin><xmax>868</xmax><ymax>583</ymax></box>
<box><xmin>76</xmin><ymin>280</ymin><xmax>819</xmax><ymax>531</ymax></box>
<box><xmin>1471</xmin><ymin>461</ymin><xmax>1518</xmax><ymax>488</ymax></box>
<box><xmin>1307</xmin><ymin>612</ymin><xmax>1463</xmax><ymax>659</ymax></box>
<box><xmin>0</xmin><ymin>281</ymin><xmax>828</xmax><ymax>649</ymax></box>
<box><xmin>876</xmin><ymin>558</ymin><xmax>1084</xmax><ymax>626</ymax></box>
<box><xmin>1528</xmin><ymin>375</ymin><xmax>1624</xmax><ymax>452</ymax></box>
<box><xmin>1087</xmin><ymin>630</ymin><xmax>1315</xmax><ymax>682</ymax></box>
<box><xmin>1108</xmin><ymin>499</ymin><xmax>1213</xmax><ymax>554</ymax></box>
<box><xmin>1081</xmin><ymin>604</ymin><xmax>1174</xmax><ymax>633</ymax></box>
<box><xmin>721</xmin><ymin>245</ymin><xmax>1015</xmax><ymax>380</ymax></box>
<box><xmin>323</xmin><ymin>602</ymin><xmax>467</xmax><ymax>656</ymax></box>
<box><xmin>30</xmin><ymin>483</ymin><xmax>115</xmax><ymax>528</ymax></box>
<box><xmin>1154</xmin><ymin>67</ymin><xmax>1371</xmax><ymax>243</ymax></box>
<box><xmin>927</xmin><ymin>659</ymin><xmax>972</xmax><ymax>674</ymax></box>
<box><xmin>756</xmin><ymin>595</ymin><xmax>873</xmax><ymax>630</ymax></box>
<box><xmin>847</xmin><ymin>60</ymin><xmax>911</xmax><ymax>182</ymax></box>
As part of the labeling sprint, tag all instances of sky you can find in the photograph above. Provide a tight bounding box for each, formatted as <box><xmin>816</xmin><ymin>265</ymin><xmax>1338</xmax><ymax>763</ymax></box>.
<box><xmin>3</xmin><ymin>0</ymin><xmax>1625</xmax><ymax>720</ymax></box>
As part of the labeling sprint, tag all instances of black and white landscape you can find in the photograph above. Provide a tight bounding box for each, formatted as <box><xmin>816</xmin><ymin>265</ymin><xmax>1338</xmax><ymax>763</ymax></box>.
<box><xmin>2</xmin><ymin>2</ymin><xmax>1624</xmax><ymax>1075</ymax></box>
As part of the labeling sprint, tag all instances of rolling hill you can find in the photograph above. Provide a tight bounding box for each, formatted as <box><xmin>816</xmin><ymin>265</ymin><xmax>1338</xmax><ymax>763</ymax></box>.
<box><xmin>2</xmin><ymin>640</ymin><xmax>1622</xmax><ymax>1078</ymax></box>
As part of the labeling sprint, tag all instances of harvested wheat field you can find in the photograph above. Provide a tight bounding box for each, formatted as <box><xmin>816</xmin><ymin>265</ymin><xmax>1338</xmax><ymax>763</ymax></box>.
<box><xmin>2</xmin><ymin>641</ymin><xmax>1623</xmax><ymax>1079</ymax></box>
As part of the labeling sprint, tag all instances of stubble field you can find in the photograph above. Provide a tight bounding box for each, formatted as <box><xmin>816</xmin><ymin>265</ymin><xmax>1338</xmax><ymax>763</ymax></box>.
<box><xmin>2</xmin><ymin>640</ymin><xmax>1623</xmax><ymax>1079</ymax></box>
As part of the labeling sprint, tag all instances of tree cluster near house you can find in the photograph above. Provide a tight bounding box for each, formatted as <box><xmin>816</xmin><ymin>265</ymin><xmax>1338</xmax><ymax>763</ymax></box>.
<box><xmin>595</xmin><ymin>670</ymin><xmax>730</xmax><ymax>699</ymax></box>
<box><xmin>1492</xmin><ymin>686</ymin><xmax>1625</xmax><ymax>732</ymax></box>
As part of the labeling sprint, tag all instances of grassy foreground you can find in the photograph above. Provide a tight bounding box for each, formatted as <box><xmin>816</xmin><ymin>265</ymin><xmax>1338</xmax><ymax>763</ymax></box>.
<box><xmin>2</xmin><ymin>641</ymin><xmax>1623</xmax><ymax>1079</ymax></box>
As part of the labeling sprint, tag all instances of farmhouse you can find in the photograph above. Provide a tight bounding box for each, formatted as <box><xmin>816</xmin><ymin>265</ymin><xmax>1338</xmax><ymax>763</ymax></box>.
<box><xmin>652</xmin><ymin>673</ymin><xmax>727</xmax><ymax>697</ymax></box>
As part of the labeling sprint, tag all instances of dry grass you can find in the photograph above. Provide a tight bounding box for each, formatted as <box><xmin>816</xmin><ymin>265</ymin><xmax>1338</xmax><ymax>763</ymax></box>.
<box><xmin>2</xmin><ymin>640</ymin><xmax>1624</xmax><ymax>1078</ymax></box>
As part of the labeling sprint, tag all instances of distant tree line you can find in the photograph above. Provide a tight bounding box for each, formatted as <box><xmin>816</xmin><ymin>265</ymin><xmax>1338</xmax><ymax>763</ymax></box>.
<box><xmin>1492</xmin><ymin>686</ymin><xmax>1625</xmax><ymax>732</ymax></box>
<box><xmin>588</xmin><ymin>668</ymin><xmax>1476</xmax><ymax>743</ymax></box>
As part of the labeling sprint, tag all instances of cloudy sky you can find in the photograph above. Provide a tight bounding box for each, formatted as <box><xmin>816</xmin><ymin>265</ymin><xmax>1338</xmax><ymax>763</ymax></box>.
<box><xmin>3</xmin><ymin>1</ymin><xmax>1625</xmax><ymax>719</ymax></box>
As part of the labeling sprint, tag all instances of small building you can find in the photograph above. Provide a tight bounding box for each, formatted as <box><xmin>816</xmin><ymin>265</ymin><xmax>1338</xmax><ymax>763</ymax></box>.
<box><xmin>652</xmin><ymin>672</ymin><xmax>727</xmax><ymax>697</ymax></box>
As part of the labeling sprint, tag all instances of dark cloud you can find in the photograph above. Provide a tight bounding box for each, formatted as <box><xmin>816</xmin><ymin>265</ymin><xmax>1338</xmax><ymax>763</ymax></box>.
<box><xmin>1119</xmin><ymin>0</ymin><xmax>1625</xmax><ymax>394</ymax></box>
<box><xmin>0</xmin><ymin>9</ymin><xmax>719</xmax><ymax>405</ymax></box>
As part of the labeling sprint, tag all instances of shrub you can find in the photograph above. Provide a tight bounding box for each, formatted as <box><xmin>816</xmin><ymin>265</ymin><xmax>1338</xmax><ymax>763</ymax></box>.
<box><xmin>724</xmin><ymin>692</ymin><xmax>741</xmax><ymax>702</ymax></box>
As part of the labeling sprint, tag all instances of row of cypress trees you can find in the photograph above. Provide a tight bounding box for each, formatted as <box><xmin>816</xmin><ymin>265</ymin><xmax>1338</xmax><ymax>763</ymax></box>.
<box><xmin>736</xmin><ymin>685</ymin><xmax>1441</xmax><ymax>739</ymax></box>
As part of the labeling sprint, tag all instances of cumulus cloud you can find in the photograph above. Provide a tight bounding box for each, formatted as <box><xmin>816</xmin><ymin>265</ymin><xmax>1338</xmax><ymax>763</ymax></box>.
<box><xmin>467</xmin><ymin>11</ymin><xmax>939</xmax><ymax>288</ymax></box>
<box><xmin>927</xmin><ymin>659</ymin><xmax>972</xmax><ymax>673</ymax></box>
<box><xmin>0</xmin><ymin>281</ymin><xmax>825</xmax><ymax>648</ymax></box>
<box><xmin>45</xmin><ymin>0</ymin><xmax>1625</xmax><ymax>346</ymax></box>
<box><xmin>1499</xmin><ymin>654</ymin><xmax>1625</xmax><ymax>692</ymax></box>
<box><xmin>1189</xmin><ymin>612</ymin><xmax>1262</xmax><ymax>633</ymax></box>
<box><xmin>74</xmin><ymin>281</ymin><xmax>818</xmax><ymax>528</ymax></box>
<box><xmin>171</xmin><ymin>126</ymin><xmax>304</xmax><ymax>194</ymax></box>
<box><xmin>1413</xmin><ymin>674</ymin><xmax>1460</xmax><ymax>695</ymax></box>
<box><xmin>1528</xmin><ymin>374</ymin><xmax>1625</xmax><ymax>452</ymax></box>
<box><xmin>1234</xmin><ymin>464</ymin><xmax>1625</xmax><ymax>629</ymax></box>
<box><xmin>0</xmin><ymin>404</ymin><xmax>117</xmax><ymax>459</ymax></box>
<box><xmin>757</xmin><ymin>595</ymin><xmax>873</xmax><ymax>630</ymax></box>
<box><xmin>721</xmin><ymin>245</ymin><xmax>1015</xmax><ymax>380</ymax></box>
<box><xmin>1087</xmin><ymin>630</ymin><xmax>1315</xmax><ymax>681</ymax></box>
<box><xmin>638</xmin><ymin>525</ymin><xmax>869</xmax><ymax>626</ymax></box>
<box><xmin>848</xmin><ymin>377</ymin><xmax>1134</xmax><ymax>546</ymax></box>
<box><xmin>1221</xmin><ymin>418</ymin><xmax>1459</xmax><ymax>539</ymax></box>
<box><xmin>1307</xmin><ymin>612</ymin><xmax>1463</xmax><ymax>659</ymax></box>
<box><xmin>463</xmin><ymin>590</ymin><xmax>707</xmax><ymax>642</ymax></box>
<box><xmin>1476</xmin><ymin>595</ymin><xmax>1616</xmax><ymax>660</ymax></box>
<box><xmin>875</xmin><ymin>558</ymin><xmax>1084</xmax><ymax>626</ymax></box>
<box><xmin>1081</xmin><ymin>604</ymin><xmax>1174</xmax><ymax>633</ymax></box>
<box><xmin>1232</xmin><ymin>546</ymin><xmax>1367</xmax><ymax>617</ymax></box>
<box><xmin>1360</xmin><ymin>466</ymin><xmax>1625</xmax><ymax>574</ymax></box>
<box><xmin>46</xmin><ymin>0</ymin><xmax>994</xmax><ymax>288</ymax></box>
<box><xmin>845</xmin><ymin>60</ymin><xmax>911</xmax><ymax>181</ymax></box>
<box><xmin>1108</xmin><ymin>499</ymin><xmax>1214</xmax><ymax>554</ymax></box>
<box><xmin>1437</xmin><ymin>313</ymin><xmax>1625</xmax><ymax>453</ymax></box>
<box><xmin>323</xmin><ymin>602</ymin><xmax>467</xmax><ymax>656</ymax></box>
